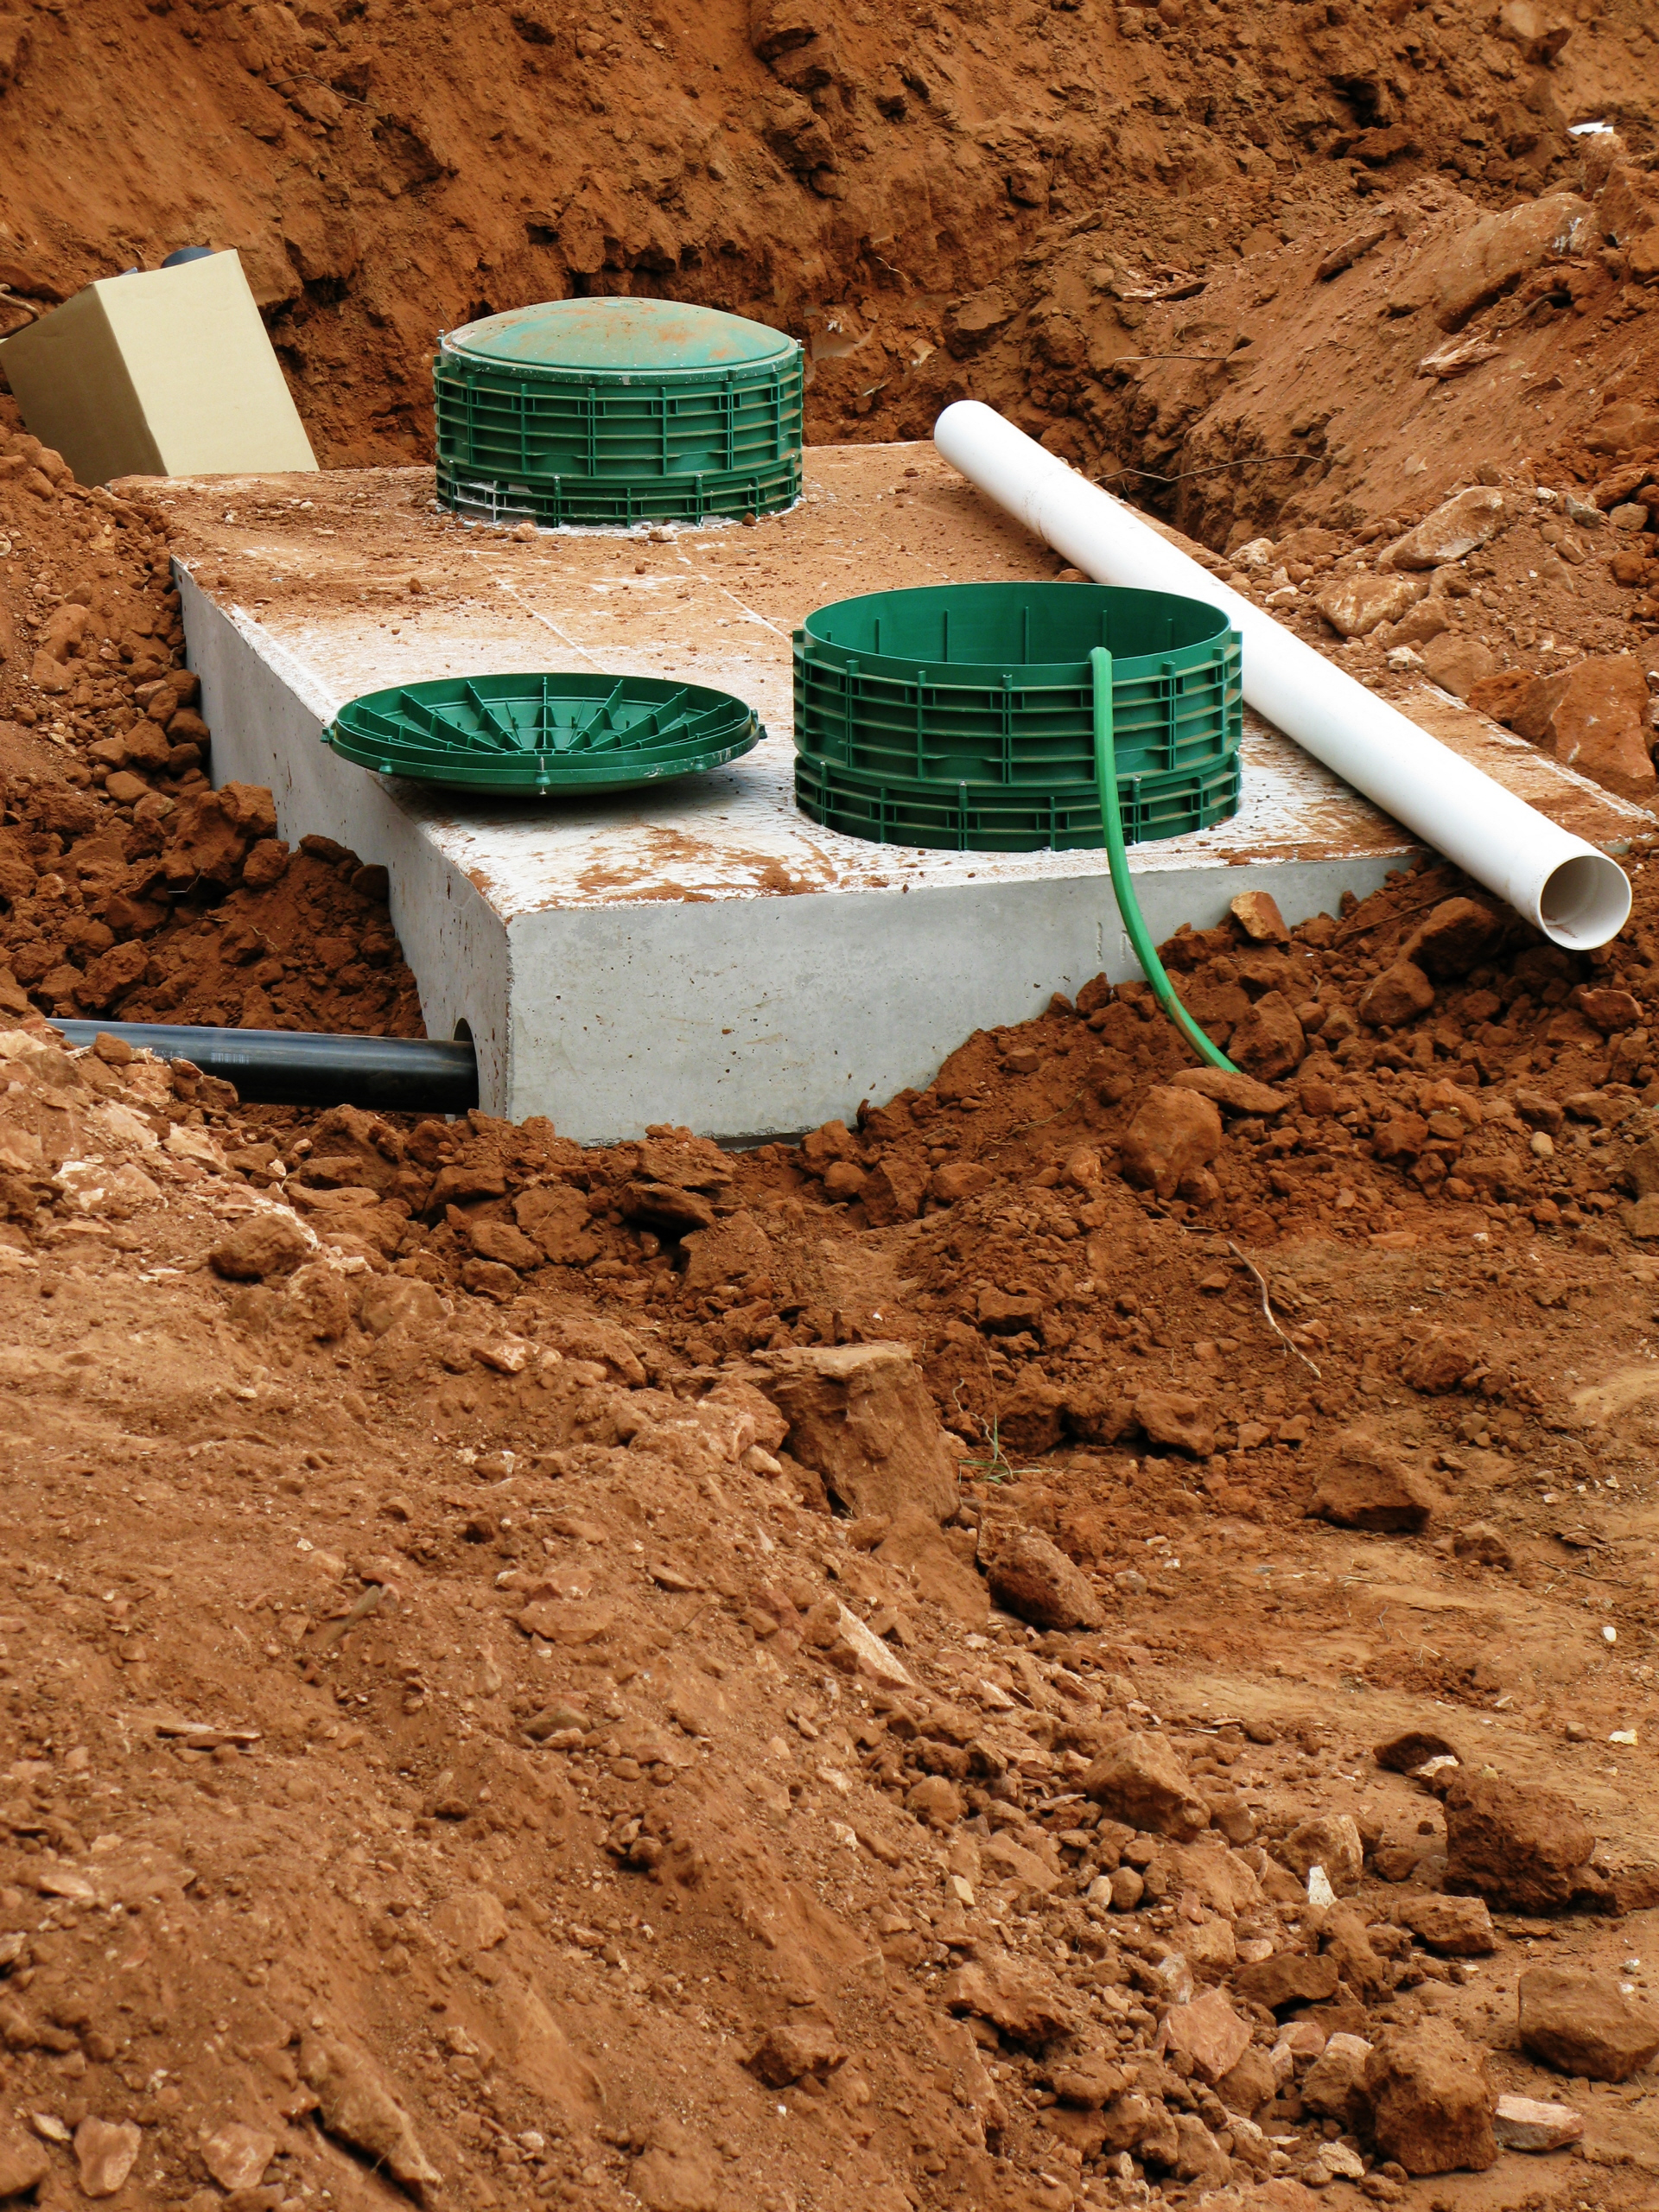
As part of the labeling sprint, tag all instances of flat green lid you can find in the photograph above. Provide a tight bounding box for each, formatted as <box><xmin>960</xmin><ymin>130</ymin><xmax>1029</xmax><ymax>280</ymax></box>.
<box><xmin>323</xmin><ymin>671</ymin><xmax>763</xmax><ymax>796</ymax></box>
<box><xmin>445</xmin><ymin>298</ymin><xmax>798</xmax><ymax>375</ymax></box>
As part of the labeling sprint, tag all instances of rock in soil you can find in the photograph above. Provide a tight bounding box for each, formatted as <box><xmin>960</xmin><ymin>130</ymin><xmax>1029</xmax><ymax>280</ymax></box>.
<box><xmin>1083</xmin><ymin>1732</ymin><xmax>1209</xmax><ymax>1840</ymax></box>
<box><xmin>1493</xmin><ymin>2092</ymin><xmax>1585</xmax><ymax>2152</ymax></box>
<box><xmin>1517</xmin><ymin>1966</ymin><xmax>1659</xmax><ymax>2082</ymax></box>
<box><xmin>1364</xmin><ymin>2018</ymin><xmax>1499</xmax><ymax>2176</ymax></box>
<box><xmin>1440</xmin><ymin>1772</ymin><xmax>1611</xmax><ymax>1914</ymax></box>
<box><xmin>982</xmin><ymin>1525</ymin><xmax>1105</xmax><ymax>1630</ymax></box>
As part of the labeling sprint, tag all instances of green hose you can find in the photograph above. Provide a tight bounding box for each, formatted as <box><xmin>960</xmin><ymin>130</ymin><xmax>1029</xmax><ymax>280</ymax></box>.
<box><xmin>1090</xmin><ymin>645</ymin><xmax>1238</xmax><ymax>1076</ymax></box>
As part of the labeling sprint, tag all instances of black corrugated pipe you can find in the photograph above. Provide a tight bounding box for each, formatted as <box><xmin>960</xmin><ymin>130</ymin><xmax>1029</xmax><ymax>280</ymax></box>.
<box><xmin>49</xmin><ymin>1020</ymin><xmax>480</xmax><ymax>1115</ymax></box>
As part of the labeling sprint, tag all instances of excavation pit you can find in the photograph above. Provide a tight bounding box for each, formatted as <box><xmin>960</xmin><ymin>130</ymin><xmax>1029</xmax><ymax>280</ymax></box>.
<box><xmin>155</xmin><ymin>446</ymin><xmax>1651</xmax><ymax>1143</ymax></box>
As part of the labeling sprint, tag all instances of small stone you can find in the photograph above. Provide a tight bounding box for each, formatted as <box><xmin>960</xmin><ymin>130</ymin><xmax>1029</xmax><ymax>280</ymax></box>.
<box><xmin>1230</xmin><ymin>889</ymin><xmax>1289</xmax><ymax>943</ymax></box>
<box><xmin>1229</xmin><ymin>989</ymin><xmax>1306</xmax><ymax>1082</ymax></box>
<box><xmin>982</xmin><ymin>1528</ymin><xmax>1103</xmax><ymax>1630</ymax></box>
<box><xmin>1133</xmin><ymin>1389</ymin><xmax>1215</xmax><ymax>1458</ymax></box>
<box><xmin>860</xmin><ymin>1154</ymin><xmax>928</xmax><ymax>1226</ymax></box>
<box><xmin>621</xmin><ymin>1179</ymin><xmax>717</xmax><ymax>1236</ymax></box>
<box><xmin>1322</xmin><ymin>1903</ymin><xmax>1389</xmax><ymax>1999</ymax></box>
<box><xmin>1315</xmin><ymin>570</ymin><xmax>1428</xmax><ymax>637</ymax></box>
<box><xmin>1109</xmin><ymin>1864</ymin><xmax>1144</xmax><ymax>1910</ymax></box>
<box><xmin>74</xmin><ymin>2118</ymin><xmax>143</xmax><ymax>2199</ymax></box>
<box><xmin>241</xmin><ymin>837</ymin><xmax>291</xmax><ymax>889</ymax></box>
<box><xmin>209</xmin><ymin>1213</ymin><xmax>312</xmax><ymax>1281</ymax></box>
<box><xmin>298</xmin><ymin>2036</ymin><xmax>439</xmax><ymax>2193</ymax></box>
<box><xmin>1364</xmin><ymin>2018</ymin><xmax>1497</xmax><ymax>2176</ymax></box>
<box><xmin>821</xmin><ymin>1160</ymin><xmax>868</xmax><ymax>1202</ymax></box>
<box><xmin>1494</xmin><ymin>0</ymin><xmax>1573</xmax><ymax>62</ymax></box>
<box><xmin>1510</xmin><ymin>653</ymin><xmax>1656</xmax><ymax>786</ymax></box>
<box><xmin>982</xmin><ymin>1833</ymin><xmax>1061</xmax><ymax>1894</ymax></box>
<box><xmin>1162</xmin><ymin>1987</ymin><xmax>1251</xmax><ymax>2085</ymax></box>
<box><xmin>978</xmin><ymin>1288</ymin><xmax>1046</xmax><ymax>1337</ymax></box>
<box><xmin>1394</xmin><ymin>1895</ymin><xmax>1496</xmax><ymax>1956</ymax></box>
<box><xmin>1576</xmin><ymin>986</ymin><xmax>1643</xmax><ymax>1033</ymax></box>
<box><xmin>1166</xmin><ymin>1066</ymin><xmax>1291</xmax><ymax>1116</ymax></box>
<box><xmin>830</xmin><ymin>1602</ymin><xmax>915</xmax><ymax>1687</ymax></box>
<box><xmin>1373</xmin><ymin>1727</ymin><xmax>1460</xmax><ymax>1774</ymax></box>
<box><xmin>1400</xmin><ymin>1328</ymin><xmax>1482</xmax><ymax>1395</ymax></box>
<box><xmin>1389</xmin><ymin>603</ymin><xmax>1452</xmax><ymax>648</ymax></box>
<box><xmin>0</xmin><ymin>2126</ymin><xmax>49</xmax><ymax>2199</ymax></box>
<box><xmin>201</xmin><ymin>2122</ymin><xmax>277</xmax><ymax>2192</ymax></box>
<box><xmin>929</xmin><ymin>1159</ymin><xmax>993</xmax><ymax>1205</ymax></box>
<box><xmin>753</xmin><ymin>1341</ymin><xmax>959</xmax><ymax>1523</ymax></box>
<box><xmin>1082</xmin><ymin>1732</ymin><xmax>1208</xmax><ymax>1841</ymax></box>
<box><xmin>1215</xmin><ymin>2044</ymin><xmax>1276</xmax><ymax>2116</ymax></box>
<box><xmin>1398</xmin><ymin>897</ymin><xmax>1503</xmax><ymax>980</ymax></box>
<box><xmin>1232</xmin><ymin>1952</ymin><xmax>1340</xmax><ymax>2011</ymax></box>
<box><xmin>1170</xmin><ymin>2112</ymin><xmax>1230</xmax><ymax>2189</ymax></box>
<box><xmin>1117</xmin><ymin>1085</ymin><xmax>1223</xmax><ymax>1200</ymax></box>
<box><xmin>1313</xmin><ymin>1431</ymin><xmax>1438</xmax><ymax>1533</ymax></box>
<box><xmin>1359</xmin><ymin>958</ymin><xmax>1436</xmax><ymax>1029</ymax></box>
<box><xmin>943</xmin><ymin>1955</ymin><xmax>1073</xmax><ymax>2044</ymax></box>
<box><xmin>1380</xmin><ymin>486</ymin><xmax>1506</xmax><ymax>569</ymax></box>
<box><xmin>1442</xmin><ymin>1773</ymin><xmax>1608</xmax><ymax>1914</ymax></box>
<box><xmin>1517</xmin><ymin>1966</ymin><xmax>1659</xmax><ymax>2082</ymax></box>
<box><xmin>1049</xmin><ymin>2052</ymin><xmax>1128</xmax><ymax>2109</ymax></box>
<box><xmin>1493</xmin><ymin>2092</ymin><xmax>1584</xmax><ymax>2152</ymax></box>
<box><xmin>1452</xmin><ymin>1521</ymin><xmax>1512</xmax><ymax>1570</ymax></box>
<box><xmin>906</xmin><ymin>1776</ymin><xmax>963</xmax><ymax>1830</ymax></box>
<box><xmin>1301</xmin><ymin>2032</ymin><xmax>1374</xmax><ymax>2128</ymax></box>
<box><xmin>1420</xmin><ymin>636</ymin><xmax>1498</xmax><ymax>702</ymax></box>
<box><xmin>1280</xmin><ymin>1813</ymin><xmax>1363</xmax><ymax>1895</ymax></box>
<box><xmin>1098</xmin><ymin>2094</ymin><xmax>1179</xmax><ymax>2164</ymax></box>
<box><xmin>748</xmin><ymin>2019</ymin><xmax>844</xmax><ymax>2088</ymax></box>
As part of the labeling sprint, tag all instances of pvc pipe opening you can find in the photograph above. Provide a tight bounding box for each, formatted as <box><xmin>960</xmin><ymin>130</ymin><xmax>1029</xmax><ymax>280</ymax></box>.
<box><xmin>1537</xmin><ymin>851</ymin><xmax>1633</xmax><ymax>950</ymax></box>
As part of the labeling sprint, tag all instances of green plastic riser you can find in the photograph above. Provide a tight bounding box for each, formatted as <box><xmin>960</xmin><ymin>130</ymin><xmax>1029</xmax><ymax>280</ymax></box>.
<box><xmin>792</xmin><ymin>581</ymin><xmax>1242</xmax><ymax>853</ymax></box>
<box><xmin>434</xmin><ymin>298</ymin><xmax>804</xmax><ymax>528</ymax></box>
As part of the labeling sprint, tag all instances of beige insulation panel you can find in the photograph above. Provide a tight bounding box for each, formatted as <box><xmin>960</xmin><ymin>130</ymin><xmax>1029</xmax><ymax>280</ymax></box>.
<box><xmin>0</xmin><ymin>251</ymin><xmax>317</xmax><ymax>486</ymax></box>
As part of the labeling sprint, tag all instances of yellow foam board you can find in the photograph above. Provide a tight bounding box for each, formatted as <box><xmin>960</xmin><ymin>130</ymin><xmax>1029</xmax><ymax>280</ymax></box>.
<box><xmin>0</xmin><ymin>251</ymin><xmax>318</xmax><ymax>485</ymax></box>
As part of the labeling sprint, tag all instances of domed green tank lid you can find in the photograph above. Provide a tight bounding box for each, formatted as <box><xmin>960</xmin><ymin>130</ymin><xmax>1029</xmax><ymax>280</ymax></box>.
<box><xmin>446</xmin><ymin>298</ymin><xmax>798</xmax><ymax>374</ymax></box>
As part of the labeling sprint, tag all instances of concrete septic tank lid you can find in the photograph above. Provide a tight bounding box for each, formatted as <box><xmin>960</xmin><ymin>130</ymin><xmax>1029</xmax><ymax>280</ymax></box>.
<box><xmin>150</xmin><ymin>446</ymin><xmax>1654</xmax><ymax>1142</ymax></box>
<box><xmin>442</xmin><ymin>298</ymin><xmax>801</xmax><ymax>378</ymax></box>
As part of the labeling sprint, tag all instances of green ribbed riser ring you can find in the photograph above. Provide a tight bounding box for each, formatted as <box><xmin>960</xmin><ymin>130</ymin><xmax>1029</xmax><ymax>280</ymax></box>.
<box><xmin>433</xmin><ymin>298</ymin><xmax>804</xmax><ymax>528</ymax></box>
<box><xmin>794</xmin><ymin>750</ymin><xmax>1242</xmax><ymax>854</ymax></box>
<box><xmin>791</xmin><ymin>581</ymin><xmax>1242</xmax><ymax>851</ymax></box>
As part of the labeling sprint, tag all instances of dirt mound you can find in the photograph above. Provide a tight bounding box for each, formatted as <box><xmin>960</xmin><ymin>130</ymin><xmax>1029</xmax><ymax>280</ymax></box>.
<box><xmin>199</xmin><ymin>842</ymin><xmax>1659</xmax><ymax>1527</ymax></box>
<box><xmin>0</xmin><ymin>1</ymin><xmax>1652</xmax><ymax>476</ymax></box>
<box><xmin>0</xmin><ymin>420</ymin><xmax>422</xmax><ymax>1032</ymax></box>
<box><xmin>882</xmin><ymin>140</ymin><xmax>1659</xmax><ymax>604</ymax></box>
<box><xmin>0</xmin><ymin>942</ymin><xmax>1656</xmax><ymax>2208</ymax></box>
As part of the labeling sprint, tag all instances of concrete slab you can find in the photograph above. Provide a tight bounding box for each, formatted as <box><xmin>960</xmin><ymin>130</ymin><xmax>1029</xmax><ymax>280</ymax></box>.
<box><xmin>151</xmin><ymin>445</ymin><xmax>1653</xmax><ymax>1141</ymax></box>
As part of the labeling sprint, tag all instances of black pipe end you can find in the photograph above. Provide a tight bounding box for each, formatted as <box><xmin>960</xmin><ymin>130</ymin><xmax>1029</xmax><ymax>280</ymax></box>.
<box><xmin>49</xmin><ymin>1020</ymin><xmax>480</xmax><ymax>1116</ymax></box>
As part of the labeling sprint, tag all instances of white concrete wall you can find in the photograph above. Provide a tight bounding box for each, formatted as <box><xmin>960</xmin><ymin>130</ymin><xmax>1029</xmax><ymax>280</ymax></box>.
<box><xmin>499</xmin><ymin>850</ymin><xmax>1410</xmax><ymax>1140</ymax></box>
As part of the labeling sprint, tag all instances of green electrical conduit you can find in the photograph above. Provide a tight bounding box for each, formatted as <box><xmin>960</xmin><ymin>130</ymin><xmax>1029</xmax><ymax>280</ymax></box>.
<box><xmin>1089</xmin><ymin>645</ymin><xmax>1237</xmax><ymax>1077</ymax></box>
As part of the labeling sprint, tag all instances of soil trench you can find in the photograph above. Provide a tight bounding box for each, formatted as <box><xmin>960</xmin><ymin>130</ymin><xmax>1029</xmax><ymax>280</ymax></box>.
<box><xmin>0</xmin><ymin>6</ymin><xmax>1657</xmax><ymax>2209</ymax></box>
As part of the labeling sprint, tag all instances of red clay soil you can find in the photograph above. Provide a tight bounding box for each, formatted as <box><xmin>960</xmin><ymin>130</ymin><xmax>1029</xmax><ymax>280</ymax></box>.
<box><xmin>0</xmin><ymin>0</ymin><xmax>1653</xmax><ymax>477</ymax></box>
<box><xmin>0</xmin><ymin>849</ymin><xmax>1657</xmax><ymax>2209</ymax></box>
<box><xmin>0</xmin><ymin>416</ymin><xmax>423</xmax><ymax>1034</ymax></box>
<box><xmin>1</xmin><ymin>11</ymin><xmax>1659</xmax><ymax>2205</ymax></box>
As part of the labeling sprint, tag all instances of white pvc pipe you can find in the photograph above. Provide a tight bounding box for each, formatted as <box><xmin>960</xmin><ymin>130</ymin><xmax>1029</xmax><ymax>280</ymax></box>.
<box><xmin>934</xmin><ymin>400</ymin><xmax>1631</xmax><ymax>950</ymax></box>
